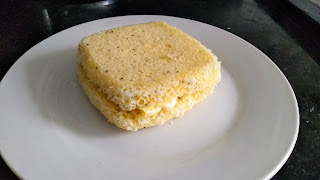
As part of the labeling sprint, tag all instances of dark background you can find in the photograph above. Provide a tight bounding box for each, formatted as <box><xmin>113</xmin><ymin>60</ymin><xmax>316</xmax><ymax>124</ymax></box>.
<box><xmin>1</xmin><ymin>0</ymin><xmax>320</xmax><ymax>179</ymax></box>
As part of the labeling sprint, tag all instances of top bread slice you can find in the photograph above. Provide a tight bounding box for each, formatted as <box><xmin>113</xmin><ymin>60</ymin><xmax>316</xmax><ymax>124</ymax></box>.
<box><xmin>79</xmin><ymin>22</ymin><xmax>221</xmax><ymax>111</ymax></box>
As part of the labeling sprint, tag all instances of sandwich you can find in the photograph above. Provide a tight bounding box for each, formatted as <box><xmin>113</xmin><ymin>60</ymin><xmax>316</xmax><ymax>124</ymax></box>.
<box><xmin>77</xmin><ymin>22</ymin><xmax>221</xmax><ymax>131</ymax></box>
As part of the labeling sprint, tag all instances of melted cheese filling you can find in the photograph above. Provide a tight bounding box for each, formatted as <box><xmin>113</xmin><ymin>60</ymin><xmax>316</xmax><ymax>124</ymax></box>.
<box><xmin>140</xmin><ymin>97</ymin><xmax>178</xmax><ymax>116</ymax></box>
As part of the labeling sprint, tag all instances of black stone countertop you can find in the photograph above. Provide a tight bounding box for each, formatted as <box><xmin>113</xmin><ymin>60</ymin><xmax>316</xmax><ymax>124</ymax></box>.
<box><xmin>0</xmin><ymin>0</ymin><xmax>319</xmax><ymax>179</ymax></box>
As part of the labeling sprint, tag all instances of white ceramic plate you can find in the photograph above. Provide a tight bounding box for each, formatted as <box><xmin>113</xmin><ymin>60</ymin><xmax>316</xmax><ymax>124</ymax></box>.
<box><xmin>0</xmin><ymin>15</ymin><xmax>299</xmax><ymax>180</ymax></box>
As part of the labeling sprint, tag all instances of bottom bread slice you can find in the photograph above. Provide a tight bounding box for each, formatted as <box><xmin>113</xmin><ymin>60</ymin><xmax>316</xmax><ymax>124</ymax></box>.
<box><xmin>78</xmin><ymin>65</ymin><xmax>215</xmax><ymax>131</ymax></box>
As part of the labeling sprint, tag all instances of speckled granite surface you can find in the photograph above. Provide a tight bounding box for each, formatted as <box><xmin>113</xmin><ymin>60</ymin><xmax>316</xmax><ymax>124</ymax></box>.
<box><xmin>0</xmin><ymin>0</ymin><xmax>319</xmax><ymax>179</ymax></box>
